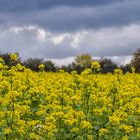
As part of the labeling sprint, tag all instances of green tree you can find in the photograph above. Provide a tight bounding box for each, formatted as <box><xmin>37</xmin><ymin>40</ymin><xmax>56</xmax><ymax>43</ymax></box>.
<box><xmin>131</xmin><ymin>48</ymin><xmax>140</xmax><ymax>72</ymax></box>
<box><xmin>99</xmin><ymin>58</ymin><xmax>117</xmax><ymax>73</ymax></box>
<box><xmin>0</xmin><ymin>52</ymin><xmax>21</xmax><ymax>67</ymax></box>
<box><xmin>75</xmin><ymin>54</ymin><xmax>92</xmax><ymax>68</ymax></box>
<box><xmin>23</xmin><ymin>58</ymin><xmax>44</xmax><ymax>71</ymax></box>
<box><xmin>44</xmin><ymin>60</ymin><xmax>57</xmax><ymax>72</ymax></box>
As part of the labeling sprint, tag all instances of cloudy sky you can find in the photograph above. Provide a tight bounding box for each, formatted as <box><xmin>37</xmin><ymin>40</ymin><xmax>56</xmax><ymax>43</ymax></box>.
<box><xmin>0</xmin><ymin>0</ymin><xmax>140</xmax><ymax>65</ymax></box>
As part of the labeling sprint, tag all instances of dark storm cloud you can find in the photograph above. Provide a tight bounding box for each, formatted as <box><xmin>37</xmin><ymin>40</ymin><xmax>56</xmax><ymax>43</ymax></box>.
<box><xmin>0</xmin><ymin>0</ymin><xmax>140</xmax><ymax>64</ymax></box>
<box><xmin>0</xmin><ymin>0</ymin><xmax>123</xmax><ymax>12</ymax></box>
<box><xmin>0</xmin><ymin>0</ymin><xmax>140</xmax><ymax>32</ymax></box>
<box><xmin>33</xmin><ymin>1</ymin><xmax>140</xmax><ymax>32</ymax></box>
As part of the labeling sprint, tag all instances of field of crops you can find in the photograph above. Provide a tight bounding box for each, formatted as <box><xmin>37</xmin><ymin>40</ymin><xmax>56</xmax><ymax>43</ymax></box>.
<box><xmin>0</xmin><ymin>58</ymin><xmax>140</xmax><ymax>140</ymax></box>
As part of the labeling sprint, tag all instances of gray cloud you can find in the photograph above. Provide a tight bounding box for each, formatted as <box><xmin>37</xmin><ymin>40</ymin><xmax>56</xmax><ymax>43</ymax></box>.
<box><xmin>0</xmin><ymin>0</ymin><xmax>140</xmax><ymax>32</ymax></box>
<box><xmin>0</xmin><ymin>24</ymin><xmax>140</xmax><ymax>60</ymax></box>
<box><xmin>0</xmin><ymin>0</ymin><xmax>123</xmax><ymax>12</ymax></box>
<box><xmin>0</xmin><ymin>0</ymin><xmax>139</xmax><ymax>66</ymax></box>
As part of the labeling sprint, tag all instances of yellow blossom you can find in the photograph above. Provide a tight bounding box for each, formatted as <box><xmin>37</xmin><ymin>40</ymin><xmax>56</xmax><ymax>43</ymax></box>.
<box><xmin>4</xmin><ymin>128</ymin><xmax>12</xmax><ymax>135</ymax></box>
<box><xmin>99</xmin><ymin>128</ymin><xmax>108</xmax><ymax>136</ymax></box>
<box><xmin>81</xmin><ymin>121</ymin><xmax>92</xmax><ymax>129</ymax></box>
<box><xmin>10</xmin><ymin>53</ymin><xmax>18</xmax><ymax>61</ymax></box>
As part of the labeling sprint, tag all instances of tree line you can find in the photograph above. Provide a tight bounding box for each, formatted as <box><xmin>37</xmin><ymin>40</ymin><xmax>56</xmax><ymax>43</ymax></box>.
<box><xmin>0</xmin><ymin>49</ymin><xmax>140</xmax><ymax>73</ymax></box>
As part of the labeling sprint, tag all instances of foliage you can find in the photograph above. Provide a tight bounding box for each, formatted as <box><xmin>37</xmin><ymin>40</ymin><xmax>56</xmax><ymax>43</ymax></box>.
<box><xmin>0</xmin><ymin>56</ymin><xmax>140</xmax><ymax>140</ymax></box>
<box><xmin>91</xmin><ymin>61</ymin><xmax>101</xmax><ymax>73</ymax></box>
<box><xmin>0</xmin><ymin>52</ymin><xmax>135</xmax><ymax>73</ymax></box>
<box><xmin>0</xmin><ymin>52</ymin><xmax>20</xmax><ymax>67</ymax></box>
<box><xmin>75</xmin><ymin>54</ymin><xmax>92</xmax><ymax>68</ymax></box>
<box><xmin>23</xmin><ymin>58</ymin><xmax>57</xmax><ymax>72</ymax></box>
<box><xmin>99</xmin><ymin>58</ymin><xmax>117</xmax><ymax>73</ymax></box>
<box><xmin>131</xmin><ymin>48</ymin><xmax>140</xmax><ymax>72</ymax></box>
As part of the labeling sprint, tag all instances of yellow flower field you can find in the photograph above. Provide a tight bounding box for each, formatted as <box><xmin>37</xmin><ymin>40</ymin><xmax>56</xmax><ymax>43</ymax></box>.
<box><xmin>0</xmin><ymin>59</ymin><xmax>140</xmax><ymax>140</ymax></box>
